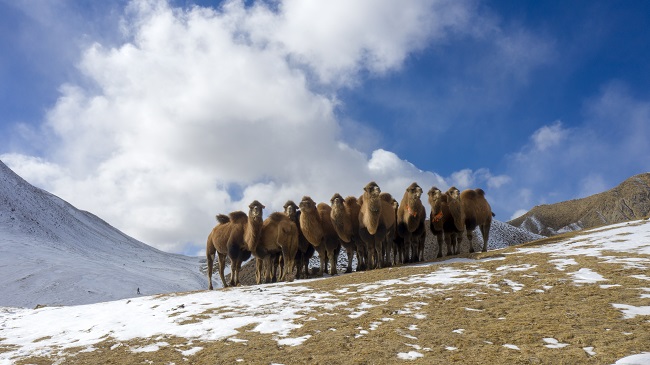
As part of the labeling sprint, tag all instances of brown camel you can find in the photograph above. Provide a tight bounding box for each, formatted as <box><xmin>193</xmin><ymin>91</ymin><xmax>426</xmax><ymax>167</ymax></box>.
<box><xmin>396</xmin><ymin>182</ymin><xmax>427</xmax><ymax>263</ymax></box>
<box><xmin>391</xmin><ymin>198</ymin><xmax>404</xmax><ymax>265</ymax></box>
<box><xmin>358</xmin><ymin>182</ymin><xmax>395</xmax><ymax>269</ymax></box>
<box><xmin>299</xmin><ymin>196</ymin><xmax>341</xmax><ymax>276</ymax></box>
<box><xmin>345</xmin><ymin>196</ymin><xmax>366</xmax><ymax>271</ymax></box>
<box><xmin>206</xmin><ymin>200</ymin><xmax>264</xmax><ymax>288</ymax></box>
<box><xmin>460</xmin><ymin>188</ymin><xmax>494</xmax><ymax>253</ymax></box>
<box><xmin>252</xmin><ymin>212</ymin><xmax>299</xmax><ymax>284</ymax></box>
<box><xmin>428</xmin><ymin>187</ymin><xmax>464</xmax><ymax>257</ymax></box>
<box><xmin>330</xmin><ymin>193</ymin><xmax>360</xmax><ymax>273</ymax></box>
<box><xmin>284</xmin><ymin>200</ymin><xmax>314</xmax><ymax>279</ymax></box>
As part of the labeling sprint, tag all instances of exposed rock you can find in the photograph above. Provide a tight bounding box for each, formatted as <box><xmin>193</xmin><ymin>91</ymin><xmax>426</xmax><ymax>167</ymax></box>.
<box><xmin>509</xmin><ymin>173</ymin><xmax>650</xmax><ymax>236</ymax></box>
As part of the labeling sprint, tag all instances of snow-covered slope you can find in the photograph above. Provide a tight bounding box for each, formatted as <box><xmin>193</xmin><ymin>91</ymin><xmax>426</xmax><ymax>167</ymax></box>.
<box><xmin>0</xmin><ymin>160</ymin><xmax>206</xmax><ymax>308</ymax></box>
<box><xmin>1</xmin><ymin>219</ymin><xmax>648</xmax><ymax>364</ymax></box>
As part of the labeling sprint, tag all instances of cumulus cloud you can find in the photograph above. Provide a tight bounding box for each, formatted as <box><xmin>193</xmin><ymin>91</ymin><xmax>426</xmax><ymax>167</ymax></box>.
<box><xmin>2</xmin><ymin>0</ymin><xmax>483</xmax><ymax>254</ymax></box>
<box><xmin>530</xmin><ymin>121</ymin><xmax>568</xmax><ymax>151</ymax></box>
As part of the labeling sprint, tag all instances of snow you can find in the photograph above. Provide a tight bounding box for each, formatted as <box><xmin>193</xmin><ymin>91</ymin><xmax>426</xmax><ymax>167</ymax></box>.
<box><xmin>0</xmin><ymin>160</ymin><xmax>207</xmax><ymax>308</ymax></box>
<box><xmin>397</xmin><ymin>351</ymin><xmax>424</xmax><ymax>360</ymax></box>
<box><xmin>614</xmin><ymin>353</ymin><xmax>650</xmax><ymax>365</ymax></box>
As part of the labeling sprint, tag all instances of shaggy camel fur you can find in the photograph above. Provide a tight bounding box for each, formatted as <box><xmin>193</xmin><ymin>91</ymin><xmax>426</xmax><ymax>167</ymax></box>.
<box><xmin>460</xmin><ymin>188</ymin><xmax>494</xmax><ymax>253</ymax></box>
<box><xmin>358</xmin><ymin>182</ymin><xmax>396</xmax><ymax>269</ymax></box>
<box><xmin>253</xmin><ymin>212</ymin><xmax>299</xmax><ymax>284</ymax></box>
<box><xmin>428</xmin><ymin>187</ymin><xmax>464</xmax><ymax>257</ymax></box>
<box><xmin>345</xmin><ymin>196</ymin><xmax>366</xmax><ymax>271</ymax></box>
<box><xmin>331</xmin><ymin>193</ymin><xmax>363</xmax><ymax>273</ymax></box>
<box><xmin>396</xmin><ymin>182</ymin><xmax>427</xmax><ymax>263</ymax></box>
<box><xmin>284</xmin><ymin>200</ymin><xmax>314</xmax><ymax>279</ymax></box>
<box><xmin>206</xmin><ymin>201</ymin><xmax>264</xmax><ymax>289</ymax></box>
<box><xmin>299</xmin><ymin>196</ymin><xmax>341</xmax><ymax>276</ymax></box>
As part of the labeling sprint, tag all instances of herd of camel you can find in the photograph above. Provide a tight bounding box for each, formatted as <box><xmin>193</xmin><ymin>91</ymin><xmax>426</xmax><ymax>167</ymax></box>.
<box><xmin>206</xmin><ymin>181</ymin><xmax>494</xmax><ymax>289</ymax></box>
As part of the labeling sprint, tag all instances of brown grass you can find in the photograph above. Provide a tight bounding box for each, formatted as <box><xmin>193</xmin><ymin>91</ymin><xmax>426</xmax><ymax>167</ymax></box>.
<box><xmin>10</xmin><ymin>226</ymin><xmax>650</xmax><ymax>365</ymax></box>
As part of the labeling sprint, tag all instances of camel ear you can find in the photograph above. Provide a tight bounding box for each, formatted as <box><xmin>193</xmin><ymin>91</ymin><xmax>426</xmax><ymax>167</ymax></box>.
<box><xmin>262</xmin><ymin>204</ymin><xmax>266</xmax><ymax>209</ymax></box>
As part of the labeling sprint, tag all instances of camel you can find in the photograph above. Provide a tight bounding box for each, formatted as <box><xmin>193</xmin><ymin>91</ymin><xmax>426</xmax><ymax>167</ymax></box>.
<box><xmin>299</xmin><ymin>196</ymin><xmax>341</xmax><ymax>276</ymax></box>
<box><xmin>345</xmin><ymin>196</ymin><xmax>365</xmax><ymax>271</ymax></box>
<box><xmin>358</xmin><ymin>182</ymin><xmax>396</xmax><ymax>269</ymax></box>
<box><xmin>460</xmin><ymin>188</ymin><xmax>494</xmax><ymax>253</ymax></box>
<box><xmin>428</xmin><ymin>187</ymin><xmax>464</xmax><ymax>258</ymax></box>
<box><xmin>330</xmin><ymin>193</ymin><xmax>361</xmax><ymax>273</ymax></box>
<box><xmin>396</xmin><ymin>182</ymin><xmax>427</xmax><ymax>263</ymax></box>
<box><xmin>206</xmin><ymin>200</ymin><xmax>264</xmax><ymax>289</ymax></box>
<box><xmin>283</xmin><ymin>200</ymin><xmax>314</xmax><ymax>279</ymax></box>
<box><xmin>391</xmin><ymin>198</ymin><xmax>405</xmax><ymax>265</ymax></box>
<box><xmin>252</xmin><ymin>212</ymin><xmax>299</xmax><ymax>284</ymax></box>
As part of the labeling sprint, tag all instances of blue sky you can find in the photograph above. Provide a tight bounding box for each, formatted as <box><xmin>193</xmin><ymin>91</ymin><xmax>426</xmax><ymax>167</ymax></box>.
<box><xmin>1</xmin><ymin>0</ymin><xmax>649</xmax><ymax>255</ymax></box>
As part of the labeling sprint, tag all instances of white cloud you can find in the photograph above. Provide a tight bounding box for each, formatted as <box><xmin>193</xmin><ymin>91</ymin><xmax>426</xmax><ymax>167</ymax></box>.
<box><xmin>510</xmin><ymin>209</ymin><xmax>528</xmax><ymax>221</ymax></box>
<box><xmin>2</xmin><ymin>0</ymin><xmax>479</xmax><ymax>254</ymax></box>
<box><xmin>531</xmin><ymin>121</ymin><xmax>568</xmax><ymax>151</ymax></box>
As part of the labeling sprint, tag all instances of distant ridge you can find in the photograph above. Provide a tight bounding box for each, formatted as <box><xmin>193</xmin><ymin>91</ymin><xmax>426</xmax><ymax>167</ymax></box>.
<box><xmin>509</xmin><ymin>173</ymin><xmax>650</xmax><ymax>236</ymax></box>
<box><xmin>0</xmin><ymin>159</ymin><xmax>206</xmax><ymax>308</ymax></box>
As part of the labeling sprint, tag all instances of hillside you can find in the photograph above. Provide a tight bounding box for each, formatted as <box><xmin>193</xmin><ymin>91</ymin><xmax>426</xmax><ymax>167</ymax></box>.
<box><xmin>0</xmin><ymin>160</ymin><xmax>205</xmax><ymax>308</ymax></box>
<box><xmin>225</xmin><ymin>219</ymin><xmax>543</xmax><ymax>286</ymax></box>
<box><xmin>509</xmin><ymin>172</ymin><xmax>650</xmax><ymax>236</ymax></box>
<box><xmin>1</xmin><ymin>218</ymin><xmax>649</xmax><ymax>365</ymax></box>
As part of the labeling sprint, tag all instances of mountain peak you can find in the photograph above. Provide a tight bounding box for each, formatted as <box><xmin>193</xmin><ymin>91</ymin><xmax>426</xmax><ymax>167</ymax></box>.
<box><xmin>509</xmin><ymin>173</ymin><xmax>650</xmax><ymax>236</ymax></box>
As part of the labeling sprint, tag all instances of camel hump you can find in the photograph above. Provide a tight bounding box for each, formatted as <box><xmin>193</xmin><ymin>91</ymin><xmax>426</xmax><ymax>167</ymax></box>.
<box><xmin>268</xmin><ymin>212</ymin><xmax>287</xmax><ymax>222</ymax></box>
<box><xmin>380</xmin><ymin>192</ymin><xmax>393</xmax><ymax>202</ymax></box>
<box><xmin>344</xmin><ymin>196</ymin><xmax>358</xmax><ymax>205</ymax></box>
<box><xmin>229</xmin><ymin>211</ymin><xmax>248</xmax><ymax>223</ymax></box>
<box><xmin>475</xmin><ymin>188</ymin><xmax>486</xmax><ymax>196</ymax></box>
<box><xmin>215</xmin><ymin>214</ymin><xmax>230</xmax><ymax>224</ymax></box>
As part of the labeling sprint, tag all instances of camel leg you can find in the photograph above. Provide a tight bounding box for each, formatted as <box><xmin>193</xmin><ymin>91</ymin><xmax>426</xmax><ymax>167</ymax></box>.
<box><xmin>255</xmin><ymin>258</ymin><xmax>263</xmax><ymax>285</ymax></box>
<box><xmin>282</xmin><ymin>247</ymin><xmax>295</xmax><ymax>282</ymax></box>
<box><xmin>207</xmin><ymin>251</ymin><xmax>214</xmax><ymax>290</ymax></box>
<box><xmin>445</xmin><ymin>233</ymin><xmax>454</xmax><ymax>256</ymax></box>
<box><xmin>263</xmin><ymin>256</ymin><xmax>273</xmax><ymax>284</ymax></box>
<box><xmin>345</xmin><ymin>246</ymin><xmax>354</xmax><ymax>273</ymax></box>
<box><xmin>481</xmin><ymin>222</ymin><xmax>491</xmax><ymax>252</ymax></box>
<box><xmin>314</xmin><ymin>246</ymin><xmax>326</xmax><ymax>276</ymax></box>
<box><xmin>328</xmin><ymin>248</ymin><xmax>338</xmax><ymax>276</ymax></box>
<box><xmin>217</xmin><ymin>252</ymin><xmax>228</xmax><ymax>288</ymax></box>
<box><xmin>229</xmin><ymin>258</ymin><xmax>237</xmax><ymax>287</ymax></box>
<box><xmin>466</xmin><ymin>229</ymin><xmax>475</xmax><ymax>254</ymax></box>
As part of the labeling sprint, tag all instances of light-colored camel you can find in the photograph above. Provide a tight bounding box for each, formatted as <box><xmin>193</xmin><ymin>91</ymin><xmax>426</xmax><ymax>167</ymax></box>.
<box><xmin>206</xmin><ymin>200</ymin><xmax>264</xmax><ymax>288</ymax></box>
<box><xmin>299</xmin><ymin>196</ymin><xmax>341</xmax><ymax>276</ymax></box>
<box><xmin>284</xmin><ymin>200</ymin><xmax>314</xmax><ymax>279</ymax></box>
<box><xmin>460</xmin><ymin>188</ymin><xmax>494</xmax><ymax>253</ymax></box>
<box><xmin>428</xmin><ymin>187</ymin><xmax>464</xmax><ymax>257</ymax></box>
<box><xmin>396</xmin><ymin>182</ymin><xmax>427</xmax><ymax>263</ymax></box>
<box><xmin>358</xmin><ymin>182</ymin><xmax>395</xmax><ymax>269</ymax></box>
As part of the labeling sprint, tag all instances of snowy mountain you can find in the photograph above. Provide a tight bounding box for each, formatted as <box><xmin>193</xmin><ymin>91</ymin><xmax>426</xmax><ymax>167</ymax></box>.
<box><xmin>0</xmin><ymin>160</ymin><xmax>206</xmax><ymax>308</ymax></box>
<box><xmin>1</xmin><ymin>218</ymin><xmax>648</xmax><ymax>364</ymax></box>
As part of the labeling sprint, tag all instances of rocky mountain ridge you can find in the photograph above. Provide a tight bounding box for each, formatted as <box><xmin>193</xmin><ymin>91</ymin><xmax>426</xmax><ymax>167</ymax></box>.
<box><xmin>509</xmin><ymin>173</ymin><xmax>650</xmax><ymax>236</ymax></box>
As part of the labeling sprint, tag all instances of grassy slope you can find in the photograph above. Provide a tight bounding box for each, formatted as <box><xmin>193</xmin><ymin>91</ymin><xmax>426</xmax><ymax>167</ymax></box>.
<box><xmin>7</xmin><ymin>220</ymin><xmax>650</xmax><ymax>365</ymax></box>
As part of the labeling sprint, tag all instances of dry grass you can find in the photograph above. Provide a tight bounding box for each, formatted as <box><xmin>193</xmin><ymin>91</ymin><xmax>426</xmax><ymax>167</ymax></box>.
<box><xmin>12</xmin><ymin>227</ymin><xmax>650</xmax><ymax>365</ymax></box>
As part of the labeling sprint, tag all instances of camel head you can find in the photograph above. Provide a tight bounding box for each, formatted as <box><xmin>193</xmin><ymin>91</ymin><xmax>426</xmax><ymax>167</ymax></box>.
<box><xmin>248</xmin><ymin>200</ymin><xmax>265</xmax><ymax>223</ymax></box>
<box><xmin>392</xmin><ymin>199</ymin><xmax>399</xmax><ymax>212</ymax></box>
<box><xmin>283</xmin><ymin>200</ymin><xmax>298</xmax><ymax>217</ymax></box>
<box><xmin>428</xmin><ymin>187</ymin><xmax>442</xmax><ymax>206</ymax></box>
<box><xmin>330</xmin><ymin>193</ymin><xmax>345</xmax><ymax>209</ymax></box>
<box><xmin>299</xmin><ymin>196</ymin><xmax>317</xmax><ymax>213</ymax></box>
<box><xmin>406</xmin><ymin>182</ymin><xmax>423</xmax><ymax>201</ymax></box>
<box><xmin>446</xmin><ymin>187</ymin><xmax>461</xmax><ymax>201</ymax></box>
<box><xmin>363</xmin><ymin>181</ymin><xmax>381</xmax><ymax>197</ymax></box>
<box><xmin>428</xmin><ymin>187</ymin><xmax>444</xmax><ymax>222</ymax></box>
